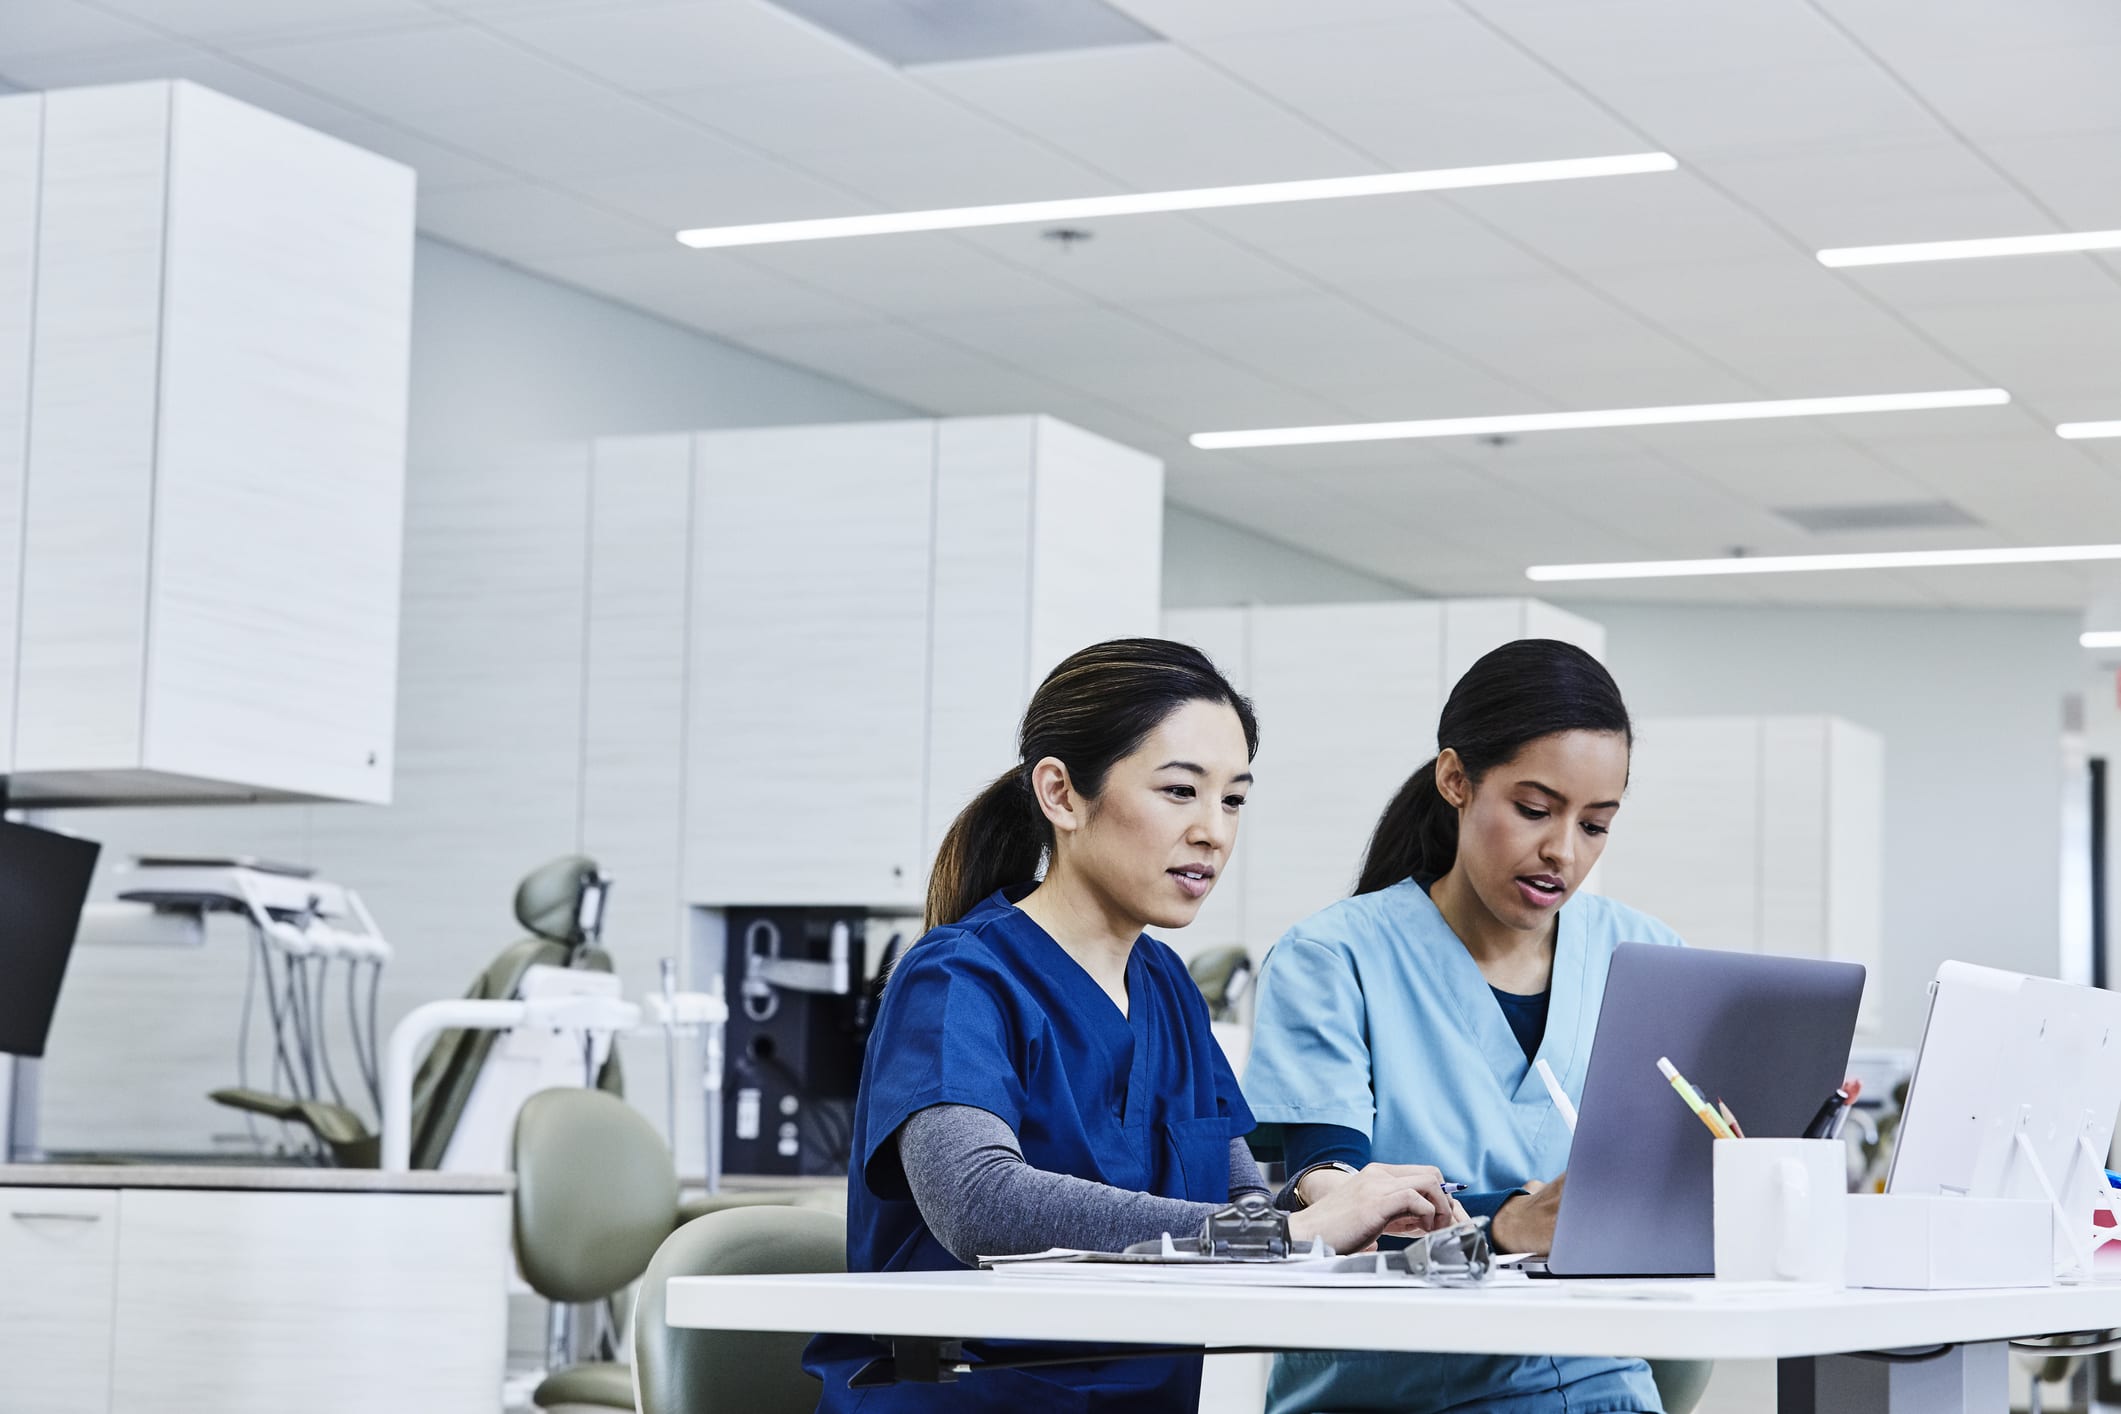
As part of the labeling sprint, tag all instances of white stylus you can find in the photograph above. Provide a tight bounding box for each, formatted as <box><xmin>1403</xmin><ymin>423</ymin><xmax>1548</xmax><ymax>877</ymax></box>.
<box><xmin>1534</xmin><ymin>1057</ymin><xmax>1578</xmax><ymax>1134</ymax></box>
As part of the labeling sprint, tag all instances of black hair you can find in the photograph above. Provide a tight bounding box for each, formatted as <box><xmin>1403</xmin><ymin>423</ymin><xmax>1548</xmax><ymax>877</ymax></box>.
<box><xmin>926</xmin><ymin>638</ymin><xmax>1258</xmax><ymax>930</ymax></box>
<box><xmin>1354</xmin><ymin>639</ymin><xmax>1630</xmax><ymax>895</ymax></box>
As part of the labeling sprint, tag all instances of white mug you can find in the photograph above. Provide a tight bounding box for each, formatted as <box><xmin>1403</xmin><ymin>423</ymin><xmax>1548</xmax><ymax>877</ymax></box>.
<box><xmin>1712</xmin><ymin>1138</ymin><xmax>1846</xmax><ymax>1285</ymax></box>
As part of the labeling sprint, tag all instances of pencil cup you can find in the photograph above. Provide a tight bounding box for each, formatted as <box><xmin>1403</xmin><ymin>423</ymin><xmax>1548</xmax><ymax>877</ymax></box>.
<box><xmin>1712</xmin><ymin>1139</ymin><xmax>1846</xmax><ymax>1286</ymax></box>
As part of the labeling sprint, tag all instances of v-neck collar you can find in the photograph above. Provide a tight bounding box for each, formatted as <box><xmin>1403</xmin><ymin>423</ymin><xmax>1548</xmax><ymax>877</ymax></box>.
<box><xmin>1398</xmin><ymin>880</ymin><xmax>1589</xmax><ymax>1106</ymax></box>
<box><xmin>1002</xmin><ymin>897</ymin><xmax>1151</xmax><ymax>1126</ymax></box>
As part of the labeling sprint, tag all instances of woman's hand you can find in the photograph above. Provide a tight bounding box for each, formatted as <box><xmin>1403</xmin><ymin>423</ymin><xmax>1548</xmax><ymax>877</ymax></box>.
<box><xmin>1491</xmin><ymin>1173</ymin><xmax>1565</xmax><ymax>1255</ymax></box>
<box><xmin>1285</xmin><ymin>1162</ymin><xmax>1461</xmax><ymax>1255</ymax></box>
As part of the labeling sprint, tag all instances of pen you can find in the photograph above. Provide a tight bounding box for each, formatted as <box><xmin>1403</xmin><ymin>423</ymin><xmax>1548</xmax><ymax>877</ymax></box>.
<box><xmin>1657</xmin><ymin>1056</ymin><xmax>1735</xmax><ymax>1140</ymax></box>
<box><xmin>1440</xmin><ymin>1182</ymin><xmax>1467</xmax><ymax>1195</ymax></box>
<box><xmin>1715</xmin><ymin>1098</ymin><xmax>1746</xmax><ymax>1140</ymax></box>
<box><xmin>1533</xmin><ymin>1057</ymin><xmax>1578</xmax><ymax>1134</ymax></box>
<box><xmin>1802</xmin><ymin>1077</ymin><xmax>1861</xmax><ymax>1140</ymax></box>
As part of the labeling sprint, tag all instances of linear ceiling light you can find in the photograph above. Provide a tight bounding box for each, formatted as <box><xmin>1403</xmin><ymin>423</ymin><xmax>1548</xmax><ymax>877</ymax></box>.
<box><xmin>2058</xmin><ymin>421</ymin><xmax>2121</xmax><ymax>440</ymax></box>
<box><xmin>674</xmin><ymin>152</ymin><xmax>1677</xmax><ymax>249</ymax></box>
<box><xmin>1819</xmin><ymin>229</ymin><xmax>2121</xmax><ymax>267</ymax></box>
<box><xmin>2081</xmin><ymin>631</ymin><xmax>2121</xmax><ymax>649</ymax></box>
<box><xmin>1527</xmin><ymin>544</ymin><xmax>2121</xmax><ymax>583</ymax></box>
<box><xmin>1191</xmin><ymin>388</ymin><xmax>2009</xmax><ymax>451</ymax></box>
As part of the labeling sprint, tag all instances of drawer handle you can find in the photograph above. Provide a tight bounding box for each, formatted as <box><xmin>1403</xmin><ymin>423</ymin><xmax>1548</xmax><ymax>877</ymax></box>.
<box><xmin>10</xmin><ymin>1211</ymin><xmax>102</xmax><ymax>1223</ymax></box>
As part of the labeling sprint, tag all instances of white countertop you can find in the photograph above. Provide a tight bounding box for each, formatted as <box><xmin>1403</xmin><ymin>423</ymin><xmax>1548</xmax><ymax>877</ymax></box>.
<box><xmin>665</xmin><ymin>1269</ymin><xmax>2121</xmax><ymax>1362</ymax></box>
<box><xmin>0</xmin><ymin>1163</ymin><xmax>512</xmax><ymax>1194</ymax></box>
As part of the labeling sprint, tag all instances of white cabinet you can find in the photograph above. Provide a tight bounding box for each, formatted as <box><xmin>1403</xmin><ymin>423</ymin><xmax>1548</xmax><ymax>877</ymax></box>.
<box><xmin>0</xmin><ymin>1188</ymin><xmax>118</xmax><ymax>1414</ymax></box>
<box><xmin>1596</xmin><ymin>715</ymin><xmax>1884</xmax><ymax>1025</ymax></box>
<box><xmin>681</xmin><ymin>416</ymin><xmax>1161</xmax><ymax>911</ymax></box>
<box><xmin>1161</xmin><ymin>597</ymin><xmax>1605</xmax><ymax>961</ymax></box>
<box><xmin>0</xmin><ymin>82</ymin><xmax>414</xmax><ymax>806</ymax></box>
<box><xmin>0</xmin><ymin>1174</ymin><xmax>509</xmax><ymax>1414</ymax></box>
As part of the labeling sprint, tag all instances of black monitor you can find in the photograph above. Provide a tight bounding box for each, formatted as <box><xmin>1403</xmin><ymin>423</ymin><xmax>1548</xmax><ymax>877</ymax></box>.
<box><xmin>0</xmin><ymin>821</ymin><xmax>100</xmax><ymax>1058</ymax></box>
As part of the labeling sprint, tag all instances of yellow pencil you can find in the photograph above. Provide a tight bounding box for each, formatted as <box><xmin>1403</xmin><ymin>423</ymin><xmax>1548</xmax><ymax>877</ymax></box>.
<box><xmin>1657</xmin><ymin>1056</ymin><xmax>1735</xmax><ymax>1140</ymax></box>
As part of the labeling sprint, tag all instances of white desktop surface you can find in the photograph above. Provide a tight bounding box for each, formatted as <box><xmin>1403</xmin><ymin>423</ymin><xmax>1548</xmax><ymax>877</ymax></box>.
<box><xmin>665</xmin><ymin>1269</ymin><xmax>2121</xmax><ymax>1363</ymax></box>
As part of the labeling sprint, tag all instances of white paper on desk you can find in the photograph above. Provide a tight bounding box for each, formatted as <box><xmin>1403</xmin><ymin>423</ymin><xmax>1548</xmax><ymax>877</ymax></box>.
<box><xmin>982</xmin><ymin>1253</ymin><xmax>1527</xmax><ymax>1288</ymax></box>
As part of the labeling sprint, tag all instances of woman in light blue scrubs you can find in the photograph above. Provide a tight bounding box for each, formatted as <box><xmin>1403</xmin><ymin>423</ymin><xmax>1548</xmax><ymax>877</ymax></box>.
<box><xmin>1245</xmin><ymin>639</ymin><xmax>1683</xmax><ymax>1414</ymax></box>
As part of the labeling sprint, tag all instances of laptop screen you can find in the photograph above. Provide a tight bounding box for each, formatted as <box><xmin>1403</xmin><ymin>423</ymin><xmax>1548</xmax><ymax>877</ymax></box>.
<box><xmin>0</xmin><ymin>821</ymin><xmax>101</xmax><ymax>1058</ymax></box>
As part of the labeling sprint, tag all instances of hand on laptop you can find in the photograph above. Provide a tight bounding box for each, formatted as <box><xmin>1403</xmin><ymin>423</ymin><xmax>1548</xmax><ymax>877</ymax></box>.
<box><xmin>1491</xmin><ymin>1172</ymin><xmax>1566</xmax><ymax>1255</ymax></box>
<box><xmin>1288</xmin><ymin>1162</ymin><xmax>1463</xmax><ymax>1254</ymax></box>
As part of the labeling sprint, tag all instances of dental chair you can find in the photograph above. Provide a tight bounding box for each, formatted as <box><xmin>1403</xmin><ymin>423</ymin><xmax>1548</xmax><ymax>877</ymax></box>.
<box><xmin>210</xmin><ymin>855</ymin><xmax>622</xmax><ymax>1168</ymax></box>
<box><xmin>514</xmin><ymin>1086</ymin><xmax>679</xmax><ymax>1412</ymax></box>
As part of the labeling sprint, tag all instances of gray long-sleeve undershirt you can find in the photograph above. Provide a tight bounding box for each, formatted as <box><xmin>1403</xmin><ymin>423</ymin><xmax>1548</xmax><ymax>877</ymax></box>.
<box><xmin>897</xmin><ymin>1102</ymin><xmax>1269</xmax><ymax>1267</ymax></box>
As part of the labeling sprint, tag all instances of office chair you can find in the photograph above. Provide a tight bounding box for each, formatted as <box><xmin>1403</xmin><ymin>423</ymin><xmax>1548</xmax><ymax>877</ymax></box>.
<box><xmin>210</xmin><ymin>855</ymin><xmax>621</xmax><ymax>1167</ymax></box>
<box><xmin>514</xmin><ymin>1086</ymin><xmax>680</xmax><ymax>1412</ymax></box>
<box><xmin>633</xmin><ymin>1204</ymin><xmax>848</xmax><ymax>1414</ymax></box>
<box><xmin>1186</xmin><ymin>945</ymin><xmax>1254</xmax><ymax>1022</ymax></box>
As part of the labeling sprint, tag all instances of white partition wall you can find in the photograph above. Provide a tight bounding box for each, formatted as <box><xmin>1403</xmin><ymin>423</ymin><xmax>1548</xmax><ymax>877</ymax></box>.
<box><xmin>1162</xmin><ymin>598</ymin><xmax>1606</xmax><ymax>960</ymax></box>
<box><xmin>0</xmin><ymin>82</ymin><xmax>414</xmax><ymax>806</ymax></box>
<box><xmin>1596</xmin><ymin>715</ymin><xmax>1885</xmax><ymax>1026</ymax></box>
<box><xmin>581</xmin><ymin>416</ymin><xmax>1162</xmax><ymax>915</ymax></box>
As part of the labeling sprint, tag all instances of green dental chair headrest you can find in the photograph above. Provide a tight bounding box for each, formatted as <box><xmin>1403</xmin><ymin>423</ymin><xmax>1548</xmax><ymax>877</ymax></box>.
<box><xmin>515</xmin><ymin>854</ymin><xmax>606</xmax><ymax>945</ymax></box>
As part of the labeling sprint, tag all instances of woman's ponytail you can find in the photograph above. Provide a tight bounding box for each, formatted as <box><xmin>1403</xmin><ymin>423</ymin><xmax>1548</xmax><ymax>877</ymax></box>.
<box><xmin>1354</xmin><ymin>639</ymin><xmax>1631</xmax><ymax>896</ymax></box>
<box><xmin>1353</xmin><ymin>757</ymin><xmax>1457</xmax><ymax>896</ymax></box>
<box><xmin>922</xmin><ymin>638</ymin><xmax>1258</xmax><ymax>931</ymax></box>
<box><xmin>924</xmin><ymin>767</ymin><xmax>1046</xmax><ymax>932</ymax></box>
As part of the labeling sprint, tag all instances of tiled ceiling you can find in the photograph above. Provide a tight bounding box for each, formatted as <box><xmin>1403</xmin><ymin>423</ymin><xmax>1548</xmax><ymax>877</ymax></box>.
<box><xmin>9</xmin><ymin>0</ymin><xmax>2121</xmax><ymax>608</ymax></box>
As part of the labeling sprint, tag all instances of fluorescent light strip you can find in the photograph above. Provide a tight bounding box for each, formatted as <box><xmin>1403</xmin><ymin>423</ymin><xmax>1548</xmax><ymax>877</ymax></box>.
<box><xmin>675</xmin><ymin>152</ymin><xmax>1677</xmax><ymax>249</ymax></box>
<box><xmin>2059</xmin><ymin>421</ymin><xmax>2121</xmax><ymax>440</ymax></box>
<box><xmin>1528</xmin><ymin>544</ymin><xmax>2121</xmax><ymax>583</ymax></box>
<box><xmin>2082</xmin><ymin>632</ymin><xmax>2121</xmax><ymax>649</ymax></box>
<box><xmin>1820</xmin><ymin>229</ymin><xmax>2121</xmax><ymax>268</ymax></box>
<box><xmin>1191</xmin><ymin>388</ymin><xmax>2009</xmax><ymax>451</ymax></box>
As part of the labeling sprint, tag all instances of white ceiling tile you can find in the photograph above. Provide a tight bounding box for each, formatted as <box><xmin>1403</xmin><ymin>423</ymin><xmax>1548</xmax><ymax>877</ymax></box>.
<box><xmin>735</xmin><ymin>237</ymin><xmax>1088</xmax><ymax>319</ymax></box>
<box><xmin>1484</xmin><ymin>0</ymin><xmax>1865</xmax><ymax>81</ymax></box>
<box><xmin>1976</xmin><ymin>130</ymin><xmax>2121</xmax><ymax>230</ymax></box>
<box><xmin>565</xmin><ymin>155</ymin><xmax>858</xmax><ymax>230</ymax></box>
<box><xmin>229</xmin><ymin>20</ymin><xmax>616</xmax><ymax>115</ymax></box>
<box><xmin>1586</xmin><ymin>61</ymin><xmax>1946</xmax><ymax>158</ymax></box>
<box><xmin>1895</xmin><ymin>295</ymin><xmax>2121</xmax><ymax>396</ymax></box>
<box><xmin>525</xmin><ymin>244</ymin><xmax>865</xmax><ymax>330</ymax></box>
<box><xmin>661</xmin><ymin>68</ymin><xmax>1009</xmax><ymax>158</ymax></box>
<box><xmin>90</xmin><ymin>0</ymin><xmax>437</xmax><ymax>43</ymax></box>
<box><xmin>417</xmin><ymin>180</ymin><xmax>662</xmax><ymax>256</ymax></box>
<box><xmin>1671</xmin><ymin>442</ymin><xmax>1938</xmax><ymax>512</ymax></box>
<box><xmin>1811</xmin><ymin>0</ymin><xmax>2121</xmax><ymax>60</ymax></box>
<box><xmin>1833</xmin><ymin>254</ymin><xmax>2121</xmax><ymax>312</ymax></box>
<box><xmin>1876</xmin><ymin>45</ymin><xmax>2121</xmax><ymax>141</ymax></box>
<box><xmin>0</xmin><ymin>1</ymin><xmax>165</xmax><ymax>56</ymax></box>
<box><xmin>1695</xmin><ymin>137</ymin><xmax>2024</xmax><ymax>228</ymax></box>
<box><xmin>1449</xmin><ymin>170</ymin><xmax>1790</xmax><ymax>272</ymax></box>
<box><xmin>474</xmin><ymin>0</ymin><xmax>877</xmax><ymax>91</ymax></box>
<box><xmin>756</xmin><ymin>124</ymin><xmax>1118</xmax><ymax>209</ymax></box>
<box><xmin>1198</xmin><ymin>198</ymin><xmax>1549</xmax><ymax>286</ymax></box>
<box><xmin>411</xmin><ymin>91</ymin><xmax>766</xmax><ymax>180</ymax></box>
<box><xmin>1105</xmin><ymin>0</ymin><xmax>1452</xmax><ymax>42</ymax></box>
<box><xmin>918</xmin><ymin>45</ymin><xmax>1368</xmax><ymax>189</ymax></box>
<box><xmin>1191</xmin><ymin>12</ymin><xmax>1565</xmax><ymax>104</ymax></box>
<box><xmin>1286</xmin><ymin>85</ymin><xmax>1649</xmax><ymax>173</ymax></box>
<box><xmin>959</xmin><ymin>220</ymin><xmax>1314</xmax><ymax>305</ymax></box>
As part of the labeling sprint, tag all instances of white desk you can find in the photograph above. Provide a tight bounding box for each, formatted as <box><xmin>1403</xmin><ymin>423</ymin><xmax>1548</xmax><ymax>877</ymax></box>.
<box><xmin>666</xmin><ymin>1270</ymin><xmax>2121</xmax><ymax>1412</ymax></box>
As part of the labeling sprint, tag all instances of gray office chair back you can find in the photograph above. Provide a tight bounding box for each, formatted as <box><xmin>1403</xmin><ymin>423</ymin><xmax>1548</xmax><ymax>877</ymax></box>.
<box><xmin>514</xmin><ymin>1087</ymin><xmax>679</xmax><ymax>1303</ymax></box>
<box><xmin>633</xmin><ymin>1205</ymin><xmax>847</xmax><ymax>1414</ymax></box>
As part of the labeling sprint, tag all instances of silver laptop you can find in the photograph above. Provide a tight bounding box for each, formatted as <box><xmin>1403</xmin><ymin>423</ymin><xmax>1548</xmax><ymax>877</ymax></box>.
<box><xmin>1542</xmin><ymin>943</ymin><xmax>1866</xmax><ymax>1277</ymax></box>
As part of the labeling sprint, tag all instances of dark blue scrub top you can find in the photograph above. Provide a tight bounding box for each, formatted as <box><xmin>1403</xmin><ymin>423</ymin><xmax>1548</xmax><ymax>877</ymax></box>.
<box><xmin>806</xmin><ymin>885</ymin><xmax>1254</xmax><ymax>1412</ymax></box>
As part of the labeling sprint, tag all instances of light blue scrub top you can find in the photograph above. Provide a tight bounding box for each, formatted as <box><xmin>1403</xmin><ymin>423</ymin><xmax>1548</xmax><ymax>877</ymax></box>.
<box><xmin>1243</xmin><ymin>877</ymin><xmax>1685</xmax><ymax>1414</ymax></box>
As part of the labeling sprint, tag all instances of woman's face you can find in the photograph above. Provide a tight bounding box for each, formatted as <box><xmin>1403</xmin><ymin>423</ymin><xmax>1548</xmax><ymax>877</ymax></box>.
<box><xmin>1043</xmin><ymin>698</ymin><xmax>1254</xmax><ymax>932</ymax></box>
<box><xmin>1439</xmin><ymin>730</ymin><xmax>1629</xmax><ymax>934</ymax></box>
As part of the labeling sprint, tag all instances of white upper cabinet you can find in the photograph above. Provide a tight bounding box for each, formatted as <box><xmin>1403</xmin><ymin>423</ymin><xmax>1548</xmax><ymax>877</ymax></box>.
<box><xmin>682</xmin><ymin>416</ymin><xmax>1161</xmax><ymax>912</ymax></box>
<box><xmin>1161</xmin><ymin>597</ymin><xmax>1605</xmax><ymax>960</ymax></box>
<box><xmin>0</xmin><ymin>82</ymin><xmax>414</xmax><ymax>805</ymax></box>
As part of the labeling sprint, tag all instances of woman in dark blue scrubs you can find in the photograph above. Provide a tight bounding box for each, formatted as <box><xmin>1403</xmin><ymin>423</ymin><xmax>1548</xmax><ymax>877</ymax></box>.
<box><xmin>807</xmin><ymin>639</ymin><xmax>1459</xmax><ymax>1413</ymax></box>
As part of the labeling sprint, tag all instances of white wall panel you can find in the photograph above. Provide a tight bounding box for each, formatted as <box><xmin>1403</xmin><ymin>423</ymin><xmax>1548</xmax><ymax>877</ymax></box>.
<box><xmin>1159</xmin><ymin>606</ymin><xmax>1253</xmax><ymax>956</ymax></box>
<box><xmin>15</xmin><ymin>82</ymin><xmax>169</xmax><ymax>772</ymax></box>
<box><xmin>925</xmin><ymin>416</ymin><xmax>1035</xmax><ymax>868</ymax></box>
<box><xmin>1828</xmin><ymin>719</ymin><xmax>1886</xmax><ymax>1027</ymax></box>
<box><xmin>1025</xmin><ymin>416</ymin><xmax>1164</xmax><ymax>684</ymax></box>
<box><xmin>687</xmin><ymin>421</ymin><xmax>935</xmax><ymax>909</ymax></box>
<box><xmin>145</xmin><ymin>83</ymin><xmax>411</xmax><ymax>802</ymax></box>
<box><xmin>0</xmin><ymin>95</ymin><xmax>40</xmax><ymax>775</ymax></box>
<box><xmin>1603</xmin><ymin>717</ymin><xmax>1763</xmax><ymax>955</ymax></box>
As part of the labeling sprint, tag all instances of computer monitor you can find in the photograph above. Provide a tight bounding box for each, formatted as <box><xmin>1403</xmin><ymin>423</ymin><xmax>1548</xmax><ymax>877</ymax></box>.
<box><xmin>1887</xmin><ymin>961</ymin><xmax>2121</xmax><ymax>1269</ymax></box>
<box><xmin>0</xmin><ymin>821</ymin><xmax>101</xmax><ymax>1058</ymax></box>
